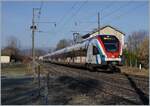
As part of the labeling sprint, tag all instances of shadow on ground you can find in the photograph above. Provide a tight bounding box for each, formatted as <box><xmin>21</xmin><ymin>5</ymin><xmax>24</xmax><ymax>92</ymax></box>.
<box><xmin>2</xmin><ymin>74</ymin><xmax>148</xmax><ymax>105</ymax></box>
<box><xmin>47</xmin><ymin>76</ymin><xmax>101</xmax><ymax>105</ymax></box>
<box><xmin>57</xmin><ymin>76</ymin><xmax>99</xmax><ymax>94</ymax></box>
<box><xmin>47</xmin><ymin>75</ymin><xmax>145</xmax><ymax>105</ymax></box>
<box><xmin>124</xmin><ymin>73</ymin><xmax>149</xmax><ymax>105</ymax></box>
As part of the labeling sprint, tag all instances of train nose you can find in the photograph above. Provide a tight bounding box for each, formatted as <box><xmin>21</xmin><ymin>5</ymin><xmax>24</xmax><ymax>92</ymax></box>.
<box><xmin>110</xmin><ymin>53</ymin><xmax>118</xmax><ymax>58</ymax></box>
<box><xmin>111</xmin><ymin>55</ymin><xmax>115</xmax><ymax>58</ymax></box>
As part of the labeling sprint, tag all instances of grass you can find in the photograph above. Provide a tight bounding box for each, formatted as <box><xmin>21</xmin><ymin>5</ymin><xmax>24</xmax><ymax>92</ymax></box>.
<box><xmin>1</xmin><ymin>63</ymin><xmax>34</xmax><ymax>77</ymax></box>
<box><xmin>120</xmin><ymin>66</ymin><xmax>149</xmax><ymax>77</ymax></box>
<box><xmin>2</xmin><ymin>63</ymin><xmax>148</xmax><ymax>78</ymax></box>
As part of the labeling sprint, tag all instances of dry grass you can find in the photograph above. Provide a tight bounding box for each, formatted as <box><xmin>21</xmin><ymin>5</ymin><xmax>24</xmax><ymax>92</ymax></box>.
<box><xmin>1</xmin><ymin>63</ymin><xmax>34</xmax><ymax>77</ymax></box>
<box><xmin>120</xmin><ymin>66</ymin><xmax>149</xmax><ymax>77</ymax></box>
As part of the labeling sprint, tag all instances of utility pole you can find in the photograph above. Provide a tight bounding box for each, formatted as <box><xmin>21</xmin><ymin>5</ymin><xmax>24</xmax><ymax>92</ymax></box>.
<box><xmin>98</xmin><ymin>12</ymin><xmax>100</xmax><ymax>35</ymax></box>
<box><xmin>30</xmin><ymin>8</ymin><xmax>37</xmax><ymax>75</ymax></box>
<box><xmin>32</xmin><ymin>8</ymin><xmax>35</xmax><ymax>67</ymax></box>
<box><xmin>30</xmin><ymin>7</ymin><xmax>56</xmax><ymax>74</ymax></box>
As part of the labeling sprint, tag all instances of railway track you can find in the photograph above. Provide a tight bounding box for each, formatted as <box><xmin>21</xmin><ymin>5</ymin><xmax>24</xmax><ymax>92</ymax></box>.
<box><xmin>41</xmin><ymin>62</ymin><xmax>149</xmax><ymax>105</ymax></box>
<box><xmin>52</xmin><ymin>63</ymin><xmax>148</xmax><ymax>93</ymax></box>
<box><xmin>43</xmin><ymin>63</ymin><xmax>148</xmax><ymax>94</ymax></box>
<box><xmin>43</xmin><ymin>62</ymin><xmax>148</xmax><ymax>83</ymax></box>
<box><xmin>96</xmin><ymin>68</ymin><xmax>149</xmax><ymax>83</ymax></box>
<box><xmin>52</xmin><ymin>64</ymin><xmax>148</xmax><ymax>93</ymax></box>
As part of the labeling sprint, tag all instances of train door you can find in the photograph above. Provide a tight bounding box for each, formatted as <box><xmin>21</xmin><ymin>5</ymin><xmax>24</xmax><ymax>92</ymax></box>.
<box><xmin>93</xmin><ymin>45</ymin><xmax>101</xmax><ymax>64</ymax></box>
<box><xmin>86</xmin><ymin>43</ymin><xmax>92</xmax><ymax>63</ymax></box>
<box><xmin>86</xmin><ymin>43</ymin><xmax>97</xmax><ymax>64</ymax></box>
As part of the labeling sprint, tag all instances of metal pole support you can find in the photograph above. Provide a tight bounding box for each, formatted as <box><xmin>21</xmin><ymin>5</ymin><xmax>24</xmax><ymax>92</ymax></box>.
<box><xmin>38</xmin><ymin>65</ymin><xmax>41</xmax><ymax>96</ymax></box>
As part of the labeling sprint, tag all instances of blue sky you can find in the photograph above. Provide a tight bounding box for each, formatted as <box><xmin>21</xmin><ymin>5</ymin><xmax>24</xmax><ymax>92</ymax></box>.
<box><xmin>1</xmin><ymin>0</ymin><xmax>149</xmax><ymax>49</ymax></box>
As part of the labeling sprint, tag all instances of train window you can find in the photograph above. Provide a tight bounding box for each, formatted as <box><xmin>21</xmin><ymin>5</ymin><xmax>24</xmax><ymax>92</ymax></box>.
<box><xmin>104</xmin><ymin>43</ymin><xmax>118</xmax><ymax>52</ymax></box>
<box><xmin>93</xmin><ymin>46</ymin><xmax>99</xmax><ymax>55</ymax></box>
<box><xmin>80</xmin><ymin>49</ymin><xmax>86</xmax><ymax>56</ymax></box>
<box><xmin>72</xmin><ymin>49</ymin><xmax>87</xmax><ymax>57</ymax></box>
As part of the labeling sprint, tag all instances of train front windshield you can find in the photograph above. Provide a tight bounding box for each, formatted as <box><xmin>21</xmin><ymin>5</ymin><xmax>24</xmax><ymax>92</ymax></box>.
<box><xmin>99</xmin><ymin>35</ymin><xmax>119</xmax><ymax>52</ymax></box>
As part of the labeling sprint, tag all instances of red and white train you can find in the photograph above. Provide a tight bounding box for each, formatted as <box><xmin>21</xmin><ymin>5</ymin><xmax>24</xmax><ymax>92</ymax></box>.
<box><xmin>41</xmin><ymin>34</ymin><xmax>123</xmax><ymax>71</ymax></box>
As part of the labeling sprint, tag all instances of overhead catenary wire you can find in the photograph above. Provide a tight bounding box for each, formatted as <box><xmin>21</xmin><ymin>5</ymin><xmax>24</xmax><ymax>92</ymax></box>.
<box><xmin>35</xmin><ymin>2</ymin><xmax>77</xmax><ymax>35</ymax></box>
<box><xmin>102</xmin><ymin>1</ymin><xmax>131</xmax><ymax>24</ymax></box>
<box><xmin>85</xmin><ymin>1</ymin><xmax>147</xmax><ymax>36</ymax></box>
<box><xmin>36</xmin><ymin>1</ymin><xmax>44</xmax><ymax>30</ymax></box>
<box><xmin>107</xmin><ymin>2</ymin><xmax>147</xmax><ymax>24</ymax></box>
<box><xmin>58</xmin><ymin>0</ymin><xmax>88</xmax><ymax>35</ymax></box>
<box><xmin>72</xmin><ymin>1</ymin><xmax>116</xmax><ymax>34</ymax></box>
<box><xmin>82</xmin><ymin>1</ymin><xmax>133</xmax><ymax>33</ymax></box>
<box><xmin>57</xmin><ymin>1</ymin><xmax>79</xmax><ymax>27</ymax></box>
<box><xmin>102</xmin><ymin>1</ymin><xmax>131</xmax><ymax>19</ymax></box>
<box><xmin>67</xmin><ymin>0</ymin><xmax>88</xmax><ymax>22</ymax></box>
<box><xmin>35</xmin><ymin>1</ymin><xmax>57</xmax><ymax>34</ymax></box>
<box><xmin>53</xmin><ymin>1</ymin><xmax>79</xmax><ymax>34</ymax></box>
<box><xmin>36</xmin><ymin>1</ymin><xmax>87</xmax><ymax>36</ymax></box>
<box><xmin>80</xmin><ymin>1</ymin><xmax>116</xmax><ymax>23</ymax></box>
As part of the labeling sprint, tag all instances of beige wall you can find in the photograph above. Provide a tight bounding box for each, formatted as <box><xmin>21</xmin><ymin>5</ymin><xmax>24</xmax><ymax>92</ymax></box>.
<box><xmin>0</xmin><ymin>56</ymin><xmax>10</xmax><ymax>63</ymax></box>
<box><xmin>90</xmin><ymin>27</ymin><xmax>125</xmax><ymax>46</ymax></box>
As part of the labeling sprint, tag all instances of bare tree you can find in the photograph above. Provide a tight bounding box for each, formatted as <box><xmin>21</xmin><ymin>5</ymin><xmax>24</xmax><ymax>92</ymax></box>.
<box><xmin>124</xmin><ymin>30</ymin><xmax>148</xmax><ymax>68</ymax></box>
<box><xmin>35</xmin><ymin>48</ymin><xmax>46</xmax><ymax>57</ymax></box>
<box><xmin>48</xmin><ymin>47</ymin><xmax>55</xmax><ymax>53</ymax></box>
<box><xmin>137</xmin><ymin>36</ymin><xmax>149</xmax><ymax>68</ymax></box>
<box><xmin>127</xmin><ymin>30</ymin><xmax>148</xmax><ymax>52</ymax></box>
<box><xmin>1</xmin><ymin>36</ymin><xmax>21</xmax><ymax>62</ymax></box>
<box><xmin>55</xmin><ymin>39</ymin><xmax>73</xmax><ymax>50</ymax></box>
<box><xmin>6</xmin><ymin>36</ymin><xmax>19</xmax><ymax>48</ymax></box>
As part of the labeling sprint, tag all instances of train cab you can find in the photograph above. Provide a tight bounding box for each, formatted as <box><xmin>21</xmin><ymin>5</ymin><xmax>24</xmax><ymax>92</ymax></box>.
<box><xmin>86</xmin><ymin>35</ymin><xmax>122</xmax><ymax>66</ymax></box>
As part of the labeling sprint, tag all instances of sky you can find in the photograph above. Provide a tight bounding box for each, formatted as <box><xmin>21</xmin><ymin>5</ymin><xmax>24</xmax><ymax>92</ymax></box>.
<box><xmin>1</xmin><ymin>0</ymin><xmax>149</xmax><ymax>50</ymax></box>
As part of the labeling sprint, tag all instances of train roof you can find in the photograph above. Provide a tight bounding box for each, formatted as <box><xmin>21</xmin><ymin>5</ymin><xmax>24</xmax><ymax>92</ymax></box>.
<box><xmin>48</xmin><ymin>40</ymin><xmax>88</xmax><ymax>56</ymax></box>
<box><xmin>42</xmin><ymin>34</ymin><xmax>117</xmax><ymax>57</ymax></box>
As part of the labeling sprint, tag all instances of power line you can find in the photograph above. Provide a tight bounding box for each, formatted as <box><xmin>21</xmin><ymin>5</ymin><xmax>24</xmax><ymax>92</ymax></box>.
<box><xmin>54</xmin><ymin>1</ymin><xmax>79</xmax><ymax>33</ymax></box>
<box><xmin>83</xmin><ymin>1</ymin><xmax>132</xmax><ymax>32</ymax></box>
<box><xmin>36</xmin><ymin>1</ymin><xmax>44</xmax><ymax>30</ymax></box>
<box><xmin>72</xmin><ymin>1</ymin><xmax>116</xmax><ymax>32</ymax></box>
<box><xmin>83</xmin><ymin>1</ymin><xmax>116</xmax><ymax>22</ymax></box>
<box><xmin>58</xmin><ymin>0</ymin><xmax>88</xmax><ymax>35</ymax></box>
<box><xmin>68</xmin><ymin>0</ymin><xmax>88</xmax><ymax>21</ymax></box>
<box><xmin>40</xmin><ymin>2</ymin><xmax>78</xmax><ymax>36</ymax></box>
<box><xmin>38</xmin><ymin>1</ymin><xmax>44</xmax><ymax>20</ymax></box>
<box><xmin>83</xmin><ymin>2</ymin><xmax>147</xmax><ymax>36</ymax></box>
<box><xmin>35</xmin><ymin>1</ymin><xmax>57</xmax><ymax>34</ymax></box>
<box><xmin>84</xmin><ymin>1</ymin><xmax>131</xmax><ymax>29</ymax></box>
<box><xmin>102</xmin><ymin>2</ymin><xmax>131</xmax><ymax>21</ymax></box>
<box><xmin>57</xmin><ymin>1</ymin><xmax>78</xmax><ymax>26</ymax></box>
<box><xmin>108</xmin><ymin>3</ymin><xmax>147</xmax><ymax>24</ymax></box>
<box><xmin>102</xmin><ymin>1</ymin><xmax>131</xmax><ymax>19</ymax></box>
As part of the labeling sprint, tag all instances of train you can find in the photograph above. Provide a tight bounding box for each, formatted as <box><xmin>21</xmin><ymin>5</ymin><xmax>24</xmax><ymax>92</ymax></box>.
<box><xmin>41</xmin><ymin>34</ymin><xmax>123</xmax><ymax>71</ymax></box>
